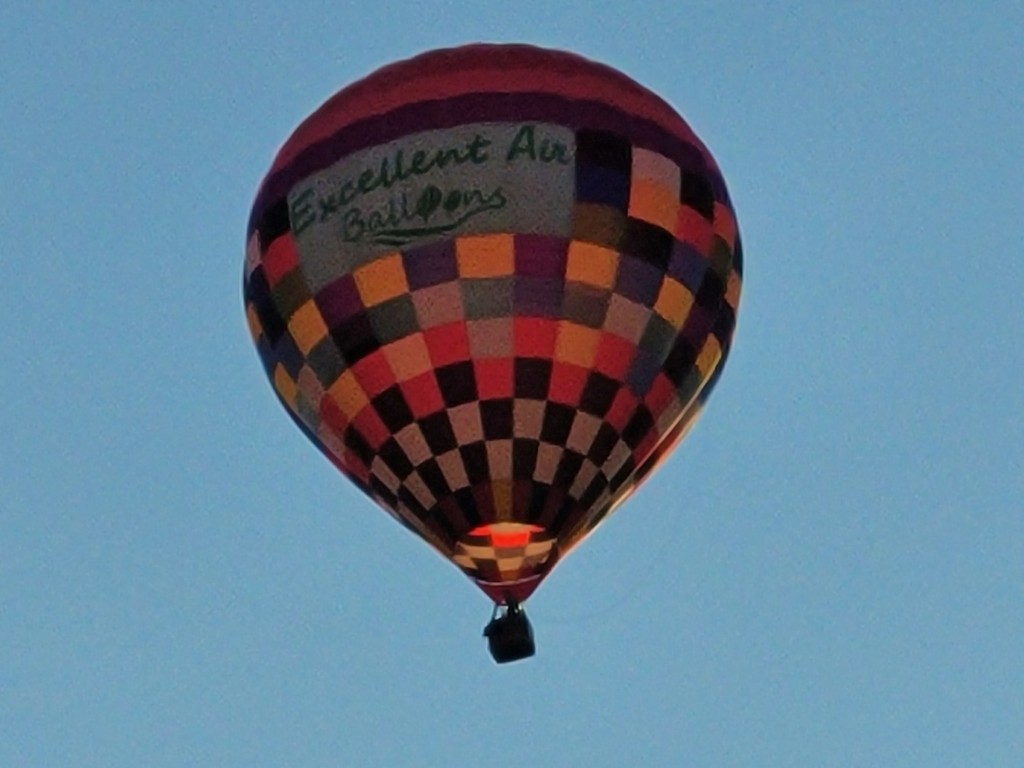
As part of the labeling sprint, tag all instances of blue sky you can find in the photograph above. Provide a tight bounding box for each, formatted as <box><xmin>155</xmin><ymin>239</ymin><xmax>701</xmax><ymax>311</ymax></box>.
<box><xmin>3</xmin><ymin>3</ymin><xmax>1023</xmax><ymax>766</ymax></box>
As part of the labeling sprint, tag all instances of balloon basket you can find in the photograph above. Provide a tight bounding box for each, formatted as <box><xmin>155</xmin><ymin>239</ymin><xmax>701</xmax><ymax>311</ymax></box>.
<box><xmin>483</xmin><ymin>599</ymin><xmax>535</xmax><ymax>663</ymax></box>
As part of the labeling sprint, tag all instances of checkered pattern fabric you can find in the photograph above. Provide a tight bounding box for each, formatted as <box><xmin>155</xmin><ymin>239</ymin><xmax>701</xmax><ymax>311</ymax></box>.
<box><xmin>244</xmin><ymin>45</ymin><xmax>742</xmax><ymax>604</ymax></box>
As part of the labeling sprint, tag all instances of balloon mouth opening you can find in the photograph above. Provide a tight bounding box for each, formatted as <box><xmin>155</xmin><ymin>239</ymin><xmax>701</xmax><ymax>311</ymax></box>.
<box><xmin>468</xmin><ymin>522</ymin><xmax>544</xmax><ymax>548</ymax></box>
<box><xmin>476</xmin><ymin>573</ymin><xmax>546</xmax><ymax>604</ymax></box>
<box><xmin>452</xmin><ymin>523</ymin><xmax>558</xmax><ymax>603</ymax></box>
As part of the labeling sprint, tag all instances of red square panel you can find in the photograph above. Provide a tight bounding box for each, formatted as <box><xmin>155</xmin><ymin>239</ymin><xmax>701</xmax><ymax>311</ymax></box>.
<box><xmin>400</xmin><ymin>371</ymin><xmax>445</xmax><ymax>419</ymax></box>
<box><xmin>634</xmin><ymin>430</ymin><xmax>660</xmax><ymax>468</ymax></box>
<box><xmin>513</xmin><ymin>317</ymin><xmax>558</xmax><ymax>359</ymax></box>
<box><xmin>644</xmin><ymin>372</ymin><xmax>677</xmax><ymax>416</ymax></box>
<box><xmin>474</xmin><ymin>358</ymin><xmax>514</xmax><ymax>400</ymax></box>
<box><xmin>593</xmin><ymin>332</ymin><xmax>636</xmax><ymax>381</ymax></box>
<box><xmin>676</xmin><ymin>206</ymin><xmax>714</xmax><ymax>256</ymax></box>
<box><xmin>350</xmin><ymin>351</ymin><xmax>397</xmax><ymax>398</ymax></box>
<box><xmin>336</xmin><ymin>449</ymin><xmax>370</xmax><ymax>483</ymax></box>
<box><xmin>319</xmin><ymin>393</ymin><xmax>350</xmax><ymax>436</ymax></box>
<box><xmin>351</xmin><ymin>407</ymin><xmax>391</xmax><ymax>450</ymax></box>
<box><xmin>605</xmin><ymin>388</ymin><xmax>639</xmax><ymax>432</ymax></box>
<box><xmin>424</xmin><ymin>321</ymin><xmax>472</xmax><ymax>368</ymax></box>
<box><xmin>262</xmin><ymin>235</ymin><xmax>299</xmax><ymax>286</ymax></box>
<box><xmin>548</xmin><ymin>362</ymin><xmax>588</xmax><ymax>407</ymax></box>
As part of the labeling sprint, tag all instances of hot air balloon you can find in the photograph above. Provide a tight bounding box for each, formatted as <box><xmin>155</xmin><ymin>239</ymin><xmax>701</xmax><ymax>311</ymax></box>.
<box><xmin>243</xmin><ymin>44</ymin><xmax>742</xmax><ymax>663</ymax></box>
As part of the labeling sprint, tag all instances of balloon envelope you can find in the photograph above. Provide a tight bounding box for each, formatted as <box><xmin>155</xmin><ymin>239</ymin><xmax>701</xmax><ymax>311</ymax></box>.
<box><xmin>244</xmin><ymin>44</ymin><xmax>742</xmax><ymax>603</ymax></box>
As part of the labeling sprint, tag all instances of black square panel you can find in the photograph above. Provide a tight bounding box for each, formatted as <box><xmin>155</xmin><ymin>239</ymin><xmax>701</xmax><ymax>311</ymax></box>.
<box><xmin>680</xmin><ymin>170</ymin><xmax>715</xmax><ymax>220</ymax></box>
<box><xmin>459</xmin><ymin>441</ymin><xmax>490</xmax><ymax>486</ymax></box>
<box><xmin>514</xmin><ymin>358</ymin><xmax>552</xmax><ymax>400</ymax></box>
<box><xmin>480</xmin><ymin>399</ymin><xmax>515</xmax><ymax>440</ymax></box>
<box><xmin>330</xmin><ymin>313</ymin><xmax>379</xmax><ymax>365</ymax></box>
<box><xmin>579</xmin><ymin>372</ymin><xmax>619</xmax><ymax>416</ymax></box>
<box><xmin>539</xmin><ymin>402</ymin><xmax>576</xmax><ymax>445</ymax></box>
<box><xmin>378</xmin><ymin>435</ymin><xmax>414</xmax><ymax>479</ymax></box>
<box><xmin>621</xmin><ymin>218</ymin><xmax>673</xmax><ymax>271</ymax></box>
<box><xmin>416</xmin><ymin>458</ymin><xmax>452</xmax><ymax>499</ymax></box>
<box><xmin>343</xmin><ymin>425</ymin><xmax>375</xmax><ymax>466</ymax></box>
<box><xmin>436</xmin><ymin>361</ymin><xmax>478</xmax><ymax>407</ymax></box>
<box><xmin>588</xmin><ymin>422</ymin><xmax>620</xmax><ymax>465</ymax></box>
<box><xmin>575</xmin><ymin>129</ymin><xmax>631</xmax><ymax>172</ymax></box>
<box><xmin>552</xmin><ymin>450</ymin><xmax>585</xmax><ymax>490</ymax></box>
<box><xmin>372</xmin><ymin>386</ymin><xmax>416</xmax><ymax>433</ymax></box>
<box><xmin>622</xmin><ymin>405</ymin><xmax>655</xmax><ymax>449</ymax></box>
<box><xmin>257</xmin><ymin>197</ymin><xmax>290</xmax><ymax>244</ymax></box>
<box><xmin>418</xmin><ymin>411</ymin><xmax>459</xmax><ymax>455</ymax></box>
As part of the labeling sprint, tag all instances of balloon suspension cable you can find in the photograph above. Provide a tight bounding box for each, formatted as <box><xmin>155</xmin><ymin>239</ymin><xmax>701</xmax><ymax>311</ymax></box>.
<box><xmin>483</xmin><ymin>593</ymin><xmax>536</xmax><ymax>664</ymax></box>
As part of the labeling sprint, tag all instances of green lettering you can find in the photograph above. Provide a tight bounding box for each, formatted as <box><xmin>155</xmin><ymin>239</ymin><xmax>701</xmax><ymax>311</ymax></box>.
<box><xmin>409</xmin><ymin>150</ymin><xmax>429</xmax><ymax>175</ymax></box>
<box><xmin>301</xmin><ymin>128</ymin><xmax>512</xmax><ymax>233</ymax></box>
<box><xmin>415</xmin><ymin>185</ymin><xmax>443</xmax><ymax>220</ymax></box>
<box><xmin>433</xmin><ymin>147</ymin><xmax>463</xmax><ymax>169</ymax></box>
<box><xmin>443</xmin><ymin>190</ymin><xmax>462</xmax><ymax>212</ymax></box>
<box><xmin>341</xmin><ymin>208</ymin><xmax>364</xmax><ymax>241</ymax></box>
<box><xmin>357</xmin><ymin>168</ymin><xmax>378</xmax><ymax>195</ymax></box>
<box><xmin>389</xmin><ymin>150</ymin><xmax>407</xmax><ymax>184</ymax></box>
<box><xmin>367</xmin><ymin>209</ymin><xmax>387</xmax><ymax>230</ymax></box>
<box><xmin>317</xmin><ymin>192</ymin><xmax>341</xmax><ymax>222</ymax></box>
<box><xmin>506</xmin><ymin>125</ymin><xmax>537</xmax><ymax>162</ymax></box>
<box><xmin>539</xmin><ymin>139</ymin><xmax>571</xmax><ymax>165</ymax></box>
<box><xmin>466</xmin><ymin>134</ymin><xmax>492</xmax><ymax>163</ymax></box>
<box><xmin>339</xmin><ymin>181</ymin><xmax>358</xmax><ymax>205</ymax></box>
<box><xmin>290</xmin><ymin>188</ymin><xmax>316</xmax><ymax>236</ymax></box>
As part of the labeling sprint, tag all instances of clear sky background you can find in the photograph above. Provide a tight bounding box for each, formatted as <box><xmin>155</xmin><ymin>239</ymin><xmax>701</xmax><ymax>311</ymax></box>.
<box><xmin>3</xmin><ymin>3</ymin><xmax>1023</xmax><ymax>766</ymax></box>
